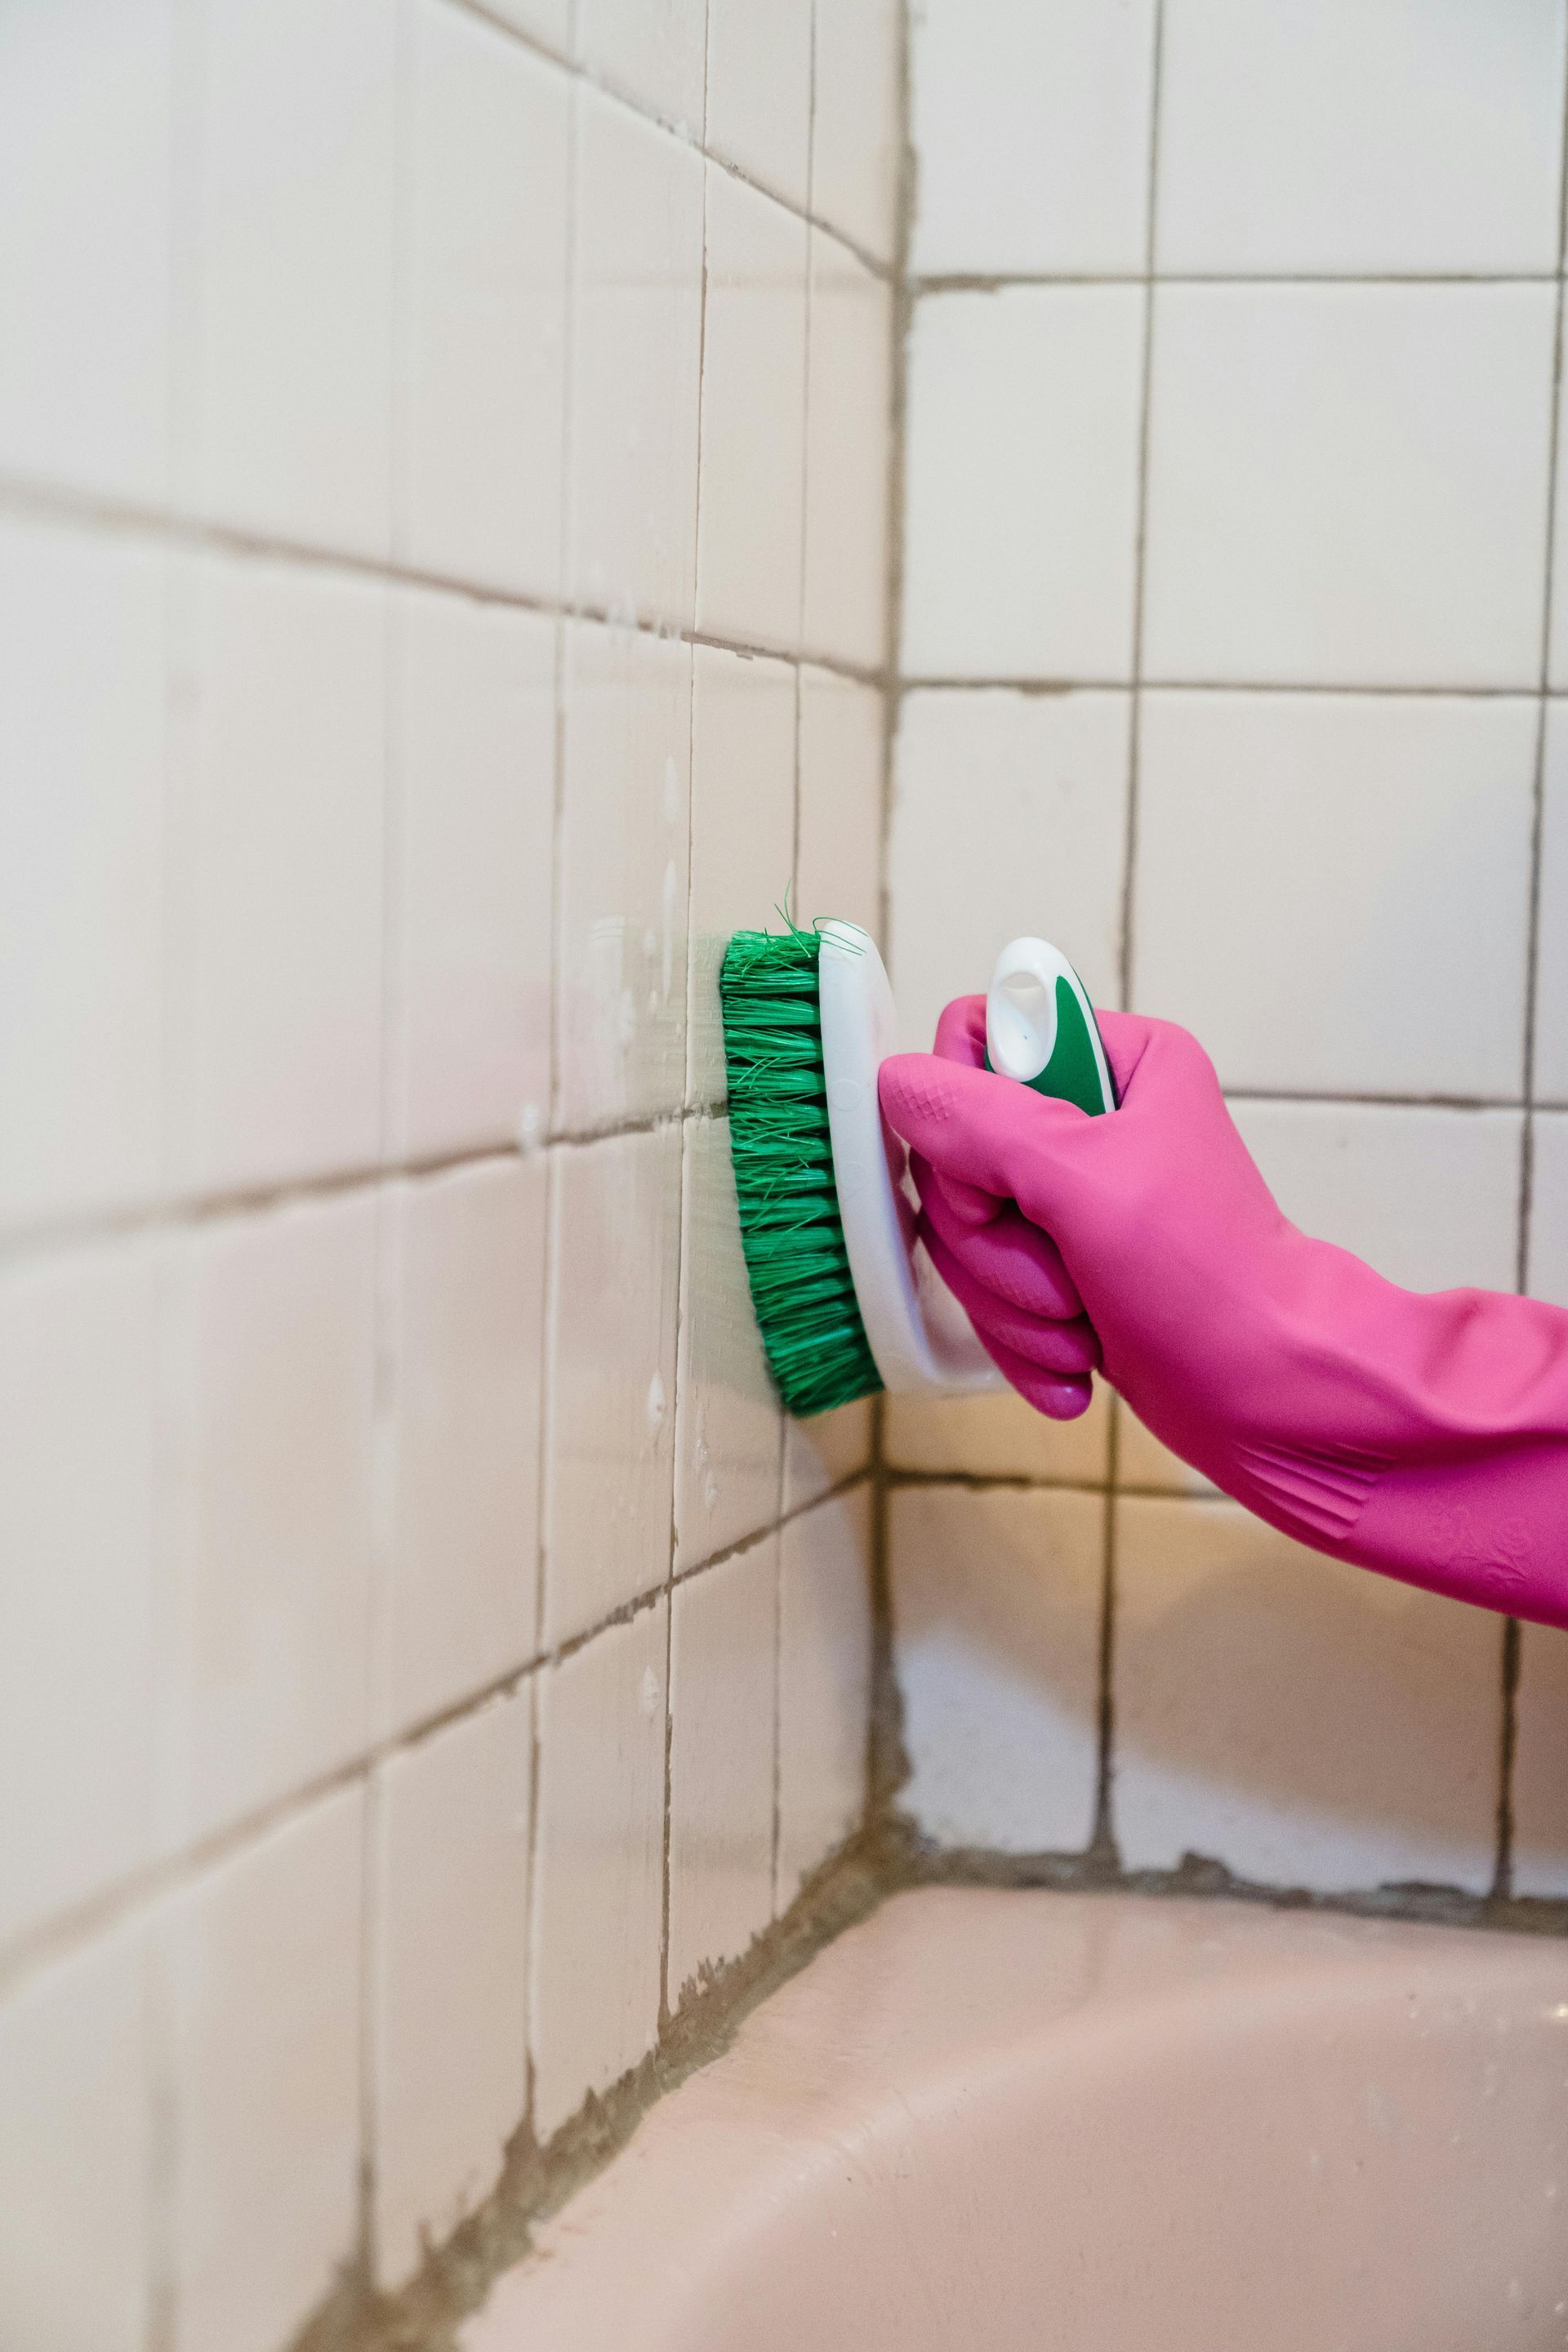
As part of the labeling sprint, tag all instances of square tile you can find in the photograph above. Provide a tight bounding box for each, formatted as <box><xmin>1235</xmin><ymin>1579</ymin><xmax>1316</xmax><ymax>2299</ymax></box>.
<box><xmin>889</xmin><ymin>1485</ymin><xmax>1103</xmax><ymax>1854</ymax></box>
<box><xmin>782</xmin><ymin>1400</ymin><xmax>875</xmax><ymax>1514</ymax></box>
<box><xmin>706</xmin><ymin>0</ymin><xmax>812</xmax><ymax>210</ymax></box>
<box><xmin>1133</xmin><ymin>691</ymin><xmax>1536</xmax><ymax>1098</ymax></box>
<box><xmin>668</xmin><ymin>1535</ymin><xmax>779</xmax><ymax>2006</ymax></box>
<box><xmin>568</xmin><ymin>91</ymin><xmax>704</xmax><ymax>630</ymax></box>
<box><xmin>1528</xmin><ymin>1112</ymin><xmax>1568</xmax><ymax>1306</ymax></box>
<box><xmin>381</xmin><ymin>1159</ymin><xmax>547</xmax><ymax>1737</ymax></box>
<box><xmin>576</xmin><ymin>0</ymin><xmax>707</xmax><ymax>131</ymax></box>
<box><xmin>911</xmin><ymin>0</ymin><xmax>1156</xmax><ymax>278</ymax></box>
<box><xmin>1114</xmin><ymin>1497</ymin><xmax>1502</xmax><ymax>1893</ymax></box>
<box><xmin>372</xmin><ymin>1687</ymin><xmax>532</xmax><ymax>2287</ymax></box>
<box><xmin>166</xmin><ymin>1789</ymin><xmax>363</xmax><ymax>2352</ymax></box>
<box><xmin>189</xmin><ymin>0</ymin><xmax>397</xmax><ymax>557</ymax></box>
<box><xmin>796</xmin><ymin>667</ymin><xmax>885</xmax><ymax>939</ymax></box>
<box><xmin>686</xmin><ymin>645</ymin><xmax>796</xmax><ymax>1107</ymax></box>
<box><xmin>1143</xmin><ymin>285</ymin><xmax>1557</xmax><ymax>688</ymax></box>
<box><xmin>776</xmin><ymin>1485</ymin><xmax>873</xmax><ymax>1901</ymax></box>
<box><xmin>1533</xmin><ymin>705</ymin><xmax>1568</xmax><ymax>1096</ymax></box>
<box><xmin>890</xmin><ymin>688</ymin><xmax>1130</xmax><ymax>1051</ymax></box>
<box><xmin>1230</xmin><ymin>1102</ymin><xmax>1524</xmax><ymax>1295</ymax></box>
<box><xmin>164</xmin><ymin>1192</ymin><xmax>377</xmax><ymax>1842</ymax></box>
<box><xmin>0</xmin><ymin>519</ymin><xmax>166</xmax><ymax>1229</ymax></box>
<box><xmin>886</xmin><ymin>1384</ymin><xmax>1111</xmax><ymax>1486</ymax></box>
<box><xmin>802</xmin><ymin>234</ymin><xmax>893</xmax><ymax>671</ymax></box>
<box><xmin>1512</xmin><ymin>1623</ymin><xmax>1568</xmax><ymax>1898</ymax></box>
<box><xmin>674</xmin><ymin>1116</ymin><xmax>782</xmax><ymax>1572</ymax></box>
<box><xmin>389</xmin><ymin>592</ymin><xmax>555</xmax><ymax>1164</ymax></box>
<box><xmin>530</xmin><ymin>1605</ymin><xmax>668</xmax><ymax>2140</ymax></box>
<box><xmin>0</xmin><ymin>1922</ymin><xmax>153</xmax><ymax>2352</ymax></box>
<box><xmin>0</xmin><ymin>1241</ymin><xmax>158</xmax><ymax>1948</ymax></box>
<box><xmin>555</xmin><ymin>623</ymin><xmax>691</xmax><ymax>1129</ymax></box>
<box><xmin>399</xmin><ymin>2</ymin><xmax>570</xmax><ymax>597</ymax></box>
<box><xmin>811</xmin><ymin>0</ymin><xmax>902</xmax><ymax>264</ymax></box>
<box><xmin>0</xmin><ymin>0</ymin><xmax>172</xmax><ymax>502</ymax></box>
<box><xmin>543</xmin><ymin>1127</ymin><xmax>682</xmax><ymax>1645</ymax></box>
<box><xmin>167</xmin><ymin>558</ymin><xmax>386</xmax><ymax>1196</ymax></box>
<box><xmin>697</xmin><ymin>171</ymin><xmax>808</xmax><ymax>653</ymax></box>
<box><xmin>902</xmin><ymin>289</ymin><xmax>1146</xmax><ymax>683</ymax></box>
<box><xmin>1157</xmin><ymin>0</ymin><xmax>1566</xmax><ymax>275</ymax></box>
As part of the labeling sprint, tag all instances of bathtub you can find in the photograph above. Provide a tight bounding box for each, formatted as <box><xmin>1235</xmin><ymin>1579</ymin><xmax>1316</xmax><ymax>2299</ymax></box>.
<box><xmin>464</xmin><ymin>1887</ymin><xmax>1568</xmax><ymax>2352</ymax></box>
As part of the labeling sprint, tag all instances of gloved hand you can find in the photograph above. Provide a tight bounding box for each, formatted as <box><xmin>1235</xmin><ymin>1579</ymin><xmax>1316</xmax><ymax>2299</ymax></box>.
<box><xmin>881</xmin><ymin>996</ymin><xmax>1568</xmax><ymax>1629</ymax></box>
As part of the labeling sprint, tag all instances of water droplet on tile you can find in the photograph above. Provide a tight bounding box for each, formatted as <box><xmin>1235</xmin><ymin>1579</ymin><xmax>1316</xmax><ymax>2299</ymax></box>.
<box><xmin>663</xmin><ymin>753</ymin><xmax>680</xmax><ymax>826</ymax></box>
<box><xmin>517</xmin><ymin>1101</ymin><xmax>542</xmax><ymax>1150</ymax></box>
<box><xmin>639</xmin><ymin>1664</ymin><xmax>659</xmax><ymax>1717</ymax></box>
<box><xmin>646</xmin><ymin>1373</ymin><xmax>666</xmax><ymax>1431</ymax></box>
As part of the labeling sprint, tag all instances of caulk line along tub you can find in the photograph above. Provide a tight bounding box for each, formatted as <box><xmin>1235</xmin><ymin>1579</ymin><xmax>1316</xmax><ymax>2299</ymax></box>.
<box><xmin>719</xmin><ymin>921</ymin><xmax>1116</xmax><ymax>1419</ymax></box>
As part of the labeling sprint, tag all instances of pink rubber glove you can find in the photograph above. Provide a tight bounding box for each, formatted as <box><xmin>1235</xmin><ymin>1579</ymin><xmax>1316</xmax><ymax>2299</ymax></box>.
<box><xmin>880</xmin><ymin>997</ymin><xmax>1568</xmax><ymax>1631</ymax></box>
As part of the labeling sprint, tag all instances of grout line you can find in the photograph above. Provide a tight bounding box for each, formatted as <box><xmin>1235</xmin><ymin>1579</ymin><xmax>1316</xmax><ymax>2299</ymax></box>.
<box><xmin>0</xmin><ymin>473</ymin><xmax>889</xmax><ymax>691</ymax></box>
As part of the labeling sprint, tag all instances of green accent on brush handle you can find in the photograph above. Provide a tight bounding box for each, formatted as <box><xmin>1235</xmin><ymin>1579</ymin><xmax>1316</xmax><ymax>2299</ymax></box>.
<box><xmin>987</xmin><ymin>973</ymin><xmax>1116</xmax><ymax>1116</ymax></box>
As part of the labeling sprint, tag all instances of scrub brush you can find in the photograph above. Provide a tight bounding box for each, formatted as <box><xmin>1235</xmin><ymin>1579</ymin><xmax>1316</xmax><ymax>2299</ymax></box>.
<box><xmin>719</xmin><ymin>920</ymin><xmax>1116</xmax><ymax>1419</ymax></box>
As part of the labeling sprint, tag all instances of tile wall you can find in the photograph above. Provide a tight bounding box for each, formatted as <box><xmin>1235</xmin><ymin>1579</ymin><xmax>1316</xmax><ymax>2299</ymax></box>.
<box><xmin>0</xmin><ymin>2</ymin><xmax>897</xmax><ymax>2344</ymax></box>
<box><xmin>893</xmin><ymin>0</ymin><xmax>1568</xmax><ymax>1902</ymax></box>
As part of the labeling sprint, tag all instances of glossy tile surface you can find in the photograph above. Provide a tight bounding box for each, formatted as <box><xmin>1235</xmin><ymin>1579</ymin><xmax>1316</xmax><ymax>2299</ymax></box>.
<box><xmin>373</xmin><ymin>1689</ymin><xmax>533</xmax><ymax>2287</ymax></box>
<box><xmin>668</xmin><ymin>1535</ymin><xmax>779</xmax><ymax>2004</ymax></box>
<box><xmin>776</xmin><ymin>1486</ymin><xmax>874</xmax><ymax>1903</ymax></box>
<box><xmin>706</xmin><ymin>0</ymin><xmax>812</xmax><ymax>209</ymax></box>
<box><xmin>889</xmin><ymin>1486</ymin><xmax>1102</xmax><ymax>1854</ymax></box>
<box><xmin>382</xmin><ymin>1160</ymin><xmax>546</xmax><ymax>1736</ymax></box>
<box><xmin>802</xmin><ymin>235</ymin><xmax>892</xmax><ymax>670</ymax></box>
<box><xmin>796</xmin><ymin>666</ymin><xmax>885</xmax><ymax>939</ymax></box>
<box><xmin>1114</xmin><ymin>1499</ymin><xmax>1501</xmax><ymax>1893</ymax></box>
<box><xmin>544</xmin><ymin>1127</ymin><xmax>681</xmax><ymax>1644</ymax></box>
<box><xmin>674</xmin><ymin>1116</ymin><xmax>782</xmax><ymax>1572</ymax></box>
<box><xmin>530</xmin><ymin>1606</ymin><xmax>668</xmax><ymax>2140</ymax></box>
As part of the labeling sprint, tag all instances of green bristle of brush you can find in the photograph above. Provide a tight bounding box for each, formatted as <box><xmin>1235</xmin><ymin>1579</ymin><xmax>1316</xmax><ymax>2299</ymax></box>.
<box><xmin>719</xmin><ymin>924</ymin><xmax>883</xmax><ymax>1419</ymax></box>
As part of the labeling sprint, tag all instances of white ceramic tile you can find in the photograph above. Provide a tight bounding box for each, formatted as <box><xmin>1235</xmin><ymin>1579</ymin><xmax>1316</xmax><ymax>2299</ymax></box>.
<box><xmin>530</xmin><ymin>1605</ymin><xmax>667</xmax><ymax>2140</ymax></box>
<box><xmin>782</xmin><ymin>1399</ymin><xmax>875</xmax><ymax>1514</ymax></box>
<box><xmin>556</xmin><ymin>624</ymin><xmax>691</xmax><ymax>1128</ymax></box>
<box><xmin>167</xmin><ymin>558</ymin><xmax>386</xmax><ymax>1196</ymax></box>
<box><xmin>1157</xmin><ymin>0</ymin><xmax>1566</xmax><ymax>275</ymax></box>
<box><xmin>890</xmin><ymin>688</ymin><xmax>1129</xmax><ymax>1051</ymax></box>
<box><xmin>706</xmin><ymin>0</ymin><xmax>812</xmax><ymax>210</ymax></box>
<box><xmin>382</xmin><ymin>1159</ymin><xmax>547</xmax><ymax>1737</ymax></box>
<box><xmin>668</xmin><ymin>1535</ymin><xmax>779</xmax><ymax>2004</ymax></box>
<box><xmin>189</xmin><ymin>0</ymin><xmax>396</xmax><ymax>557</ymax></box>
<box><xmin>0</xmin><ymin>519</ymin><xmax>165</xmax><ymax>1229</ymax></box>
<box><xmin>911</xmin><ymin>0</ymin><xmax>1156</xmax><ymax>278</ymax></box>
<box><xmin>1512</xmin><ymin>1623</ymin><xmax>1568</xmax><ymax>1898</ymax></box>
<box><xmin>569</xmin><ymin>91</ymin><xmax>704</xmax><ymax>629</ymax></box>
<box><xmin>697</xmin><ymin>170</ymin><xmax>808</xmax><ymax>652</ymax></box>
<box><xmin>1230</xmin><ymin>1102</ymin><xmax>1524</xmax><ymax>1296</ymax></box>
<box><xmin>483</xmin><ymin>0</ymin><xmax>571</xmax><ymax>43</ymax></box>
<box><xmin>165</xmin><ymin>1192</ymin><xmax>376</xmax><ymax>1842</ymax></box>
<box><xmin>577</xmin><ymin>0</ymin><xmax>707</xmax><ymax>131</ymax></box>
<box><xmin>675</xmin><ymin>1117</ymin><xmax>782</xmax><ymax>1571</ymax></box>
<box><xmin>1535</xmin><ymin>706</ymin><xmax>1568</xmax><ymax>1097</ymax></box>
<box><xmin>0</xmin><ymin>1922</ymin><xmax>152</xmax><ymax>2352</ymax></box>
<box><xmin>889</xmin><ymin>1486</ymin><xmax>1103</xmax><ymax>1853</ymax></box>
<box><xmin>686</xmin><ymin>645</ymin><xmax>797</xmax><ymax>1107</ymax></box>
<box><xmin>1134</xmin><ymin>692</ymin><xmax>1535</xmax><ymax>1098</ymax></box>
<box><xmin>0</xmin><ymin>0</ymin><xmax>172</xmax><ymax>501</ymax></box>
<box><xmin>399</xmin><ymin>4</ymin><xmax>570</xmax><ymax>598</ymax></box>
<box><xmin>902</xmin><ymin>289</ymin><xmax>1146</xmax><ymax>683</ymax></box>
<box><xmin>776</xmin><ymin>1485</ymin><xmax>873</xmax><ymax>1901</ymax></box>
<box><xmin>802</xmin><ymin>234</ymin><xmax>893</xmax><ymax>671</ymax></box>
<box><xmin>1143</xmin><ymin>285</ymin><xmax>1556</xmax><ymax>688</ymax></box>
<box><xmin>811</xmin><ymin>0</ymin><xmax>902</xmax><ymax>264</ymax></box>
<box><xmin>795</xmin><ymin>667</ymin><xmax>884</xmax><ymax>941</ymax></box>
<box><xmin>886</xmin><ymin>1385</ymin><xmax>1111</xmax><ymax>1486</ymax></box>
<box><xmin>390</xmin><ymin>593</ymin><xmax>555</xmax><ymax>1163</ymax></box>
<box><xmin>1530</xmin><ymin>1113</ymin><xmax>1568</xmax><ymax>1310</ymax></box>
<box><xmin>167</xmin><ymin>1788</ymin><xmax>363</xmax><ymax>2352</ymax></box>
<box><xmin>544</xmin><ymin>1126</ymin><xmax>682</xmax><ymax>1644</ymax></box>
<box><xmin>0</xmin><ymin>1243</ymin><xmax>158</xmax><ymax>1948</ymax></box>
<box><xmin>1114</xmin><ymin>1498</ymin><xmax>1501</xmax><ymax>1893</ymax></box>
<box><xmin>373</xmin><ymin>1688</ymin><xmax>533</xmax><ymax>2287</ymax></box>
